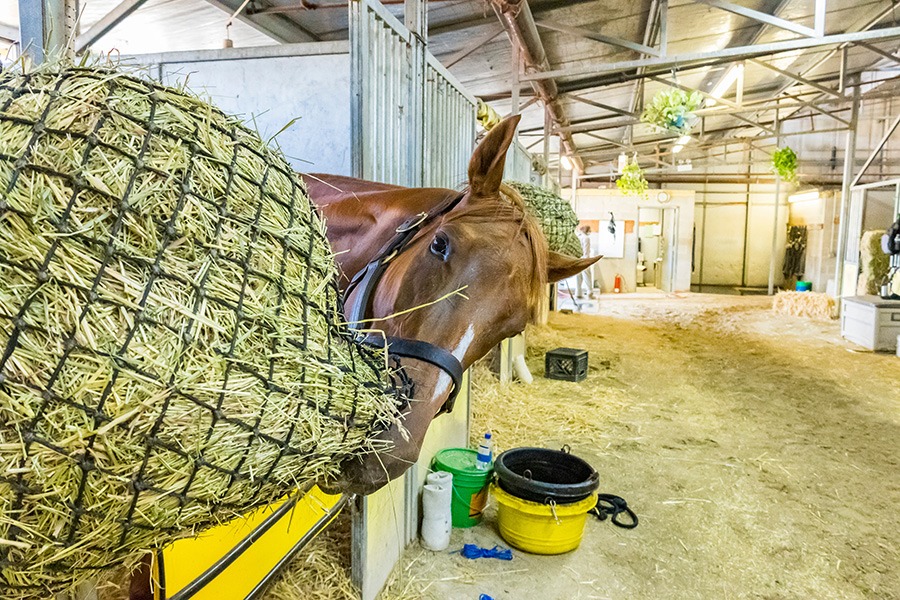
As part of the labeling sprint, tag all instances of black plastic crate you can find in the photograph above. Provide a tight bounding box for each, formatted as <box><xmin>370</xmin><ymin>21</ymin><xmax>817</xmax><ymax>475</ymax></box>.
<box><xmin>545</xmin><ymin>347</ymin><xmax>588</xmax><ymax>382</ymax></box>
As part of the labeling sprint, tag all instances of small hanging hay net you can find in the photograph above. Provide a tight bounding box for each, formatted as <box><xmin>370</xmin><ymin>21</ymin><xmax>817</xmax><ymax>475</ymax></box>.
<box><xmin>0</xmin><ymin>63</ymin><xmax>404</xmax><ymax>597</ymax></box>
<box><xmin>772</xmin><ymin>291</ymin><xmax>836</xmax><ymax>320</ymax></box>
<box><xmin>503</xmin><ymin>181</ymin><xmax>581</xmax><ymax>257</ymax></box>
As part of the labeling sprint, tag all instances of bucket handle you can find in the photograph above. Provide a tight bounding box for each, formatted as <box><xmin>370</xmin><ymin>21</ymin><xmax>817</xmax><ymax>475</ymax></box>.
<box><xmin>522</xmin><ymin>468</ymin><xmax>533</xmax><ymax>480</ymax></box>
<box><xmin>560</xmin><ymin>444</ymin><xmax>571</xmax><ymax>454</ymax></box>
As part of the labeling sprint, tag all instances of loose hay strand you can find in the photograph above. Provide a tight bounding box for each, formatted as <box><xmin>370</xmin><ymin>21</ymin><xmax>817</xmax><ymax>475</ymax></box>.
<box><xmin>0</xmin><ymin>62</ymin><xmax>404</xmax><ymax>597</ymax></box>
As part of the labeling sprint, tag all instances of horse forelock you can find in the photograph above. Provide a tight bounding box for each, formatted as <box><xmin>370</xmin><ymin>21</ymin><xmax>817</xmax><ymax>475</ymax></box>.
<box><xmin>442</xmin><ymin>184</ymin><xmax>548</xmax><ymax>323</ymax></box>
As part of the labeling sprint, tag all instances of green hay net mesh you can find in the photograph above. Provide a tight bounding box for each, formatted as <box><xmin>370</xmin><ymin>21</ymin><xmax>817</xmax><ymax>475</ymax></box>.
<box><xmin>505</xmin><ymin>181</ymin><xmax>581</xmax><ymax>258</ymax></box>
<box><xmin>0</xmin><ymin>64</ymin><xmax>404</xmax><ymax>596</ymax></box>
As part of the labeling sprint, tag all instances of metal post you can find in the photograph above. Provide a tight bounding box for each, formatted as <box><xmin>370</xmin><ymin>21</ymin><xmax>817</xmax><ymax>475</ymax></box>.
<box><xmin>511</xmin><ymin>42</ymin><xmax>520</xmax><ymax>116</ymax></box>
<box><xmin>543</xmin><ymin>106</ymin><xmax>550</xmax><ymax>188</ymax></box>
<box><xmin>404</xmin><ymin>0</ymin><xmax>425</xmax><ymax>39</ymax></box>
<box><xmin>698</xmin><ymin>176</ymin><xmax>708</xmax><ymax>293</ymax></box>
<box><xmin>658</xmin><ymin>0</ymin><xmax>667</xmax><ymax>57</ymax></box>
<box><xmin>741</xmin><ymin>142</ymin><xmax>752</xmax><ymax>287</ymax></box>
<box><xmin>767</xmin><ymin>107</ymin><xmax>782</xmax><ymax>295</ymax></box>
<box><xmin>834</xmin><ymin>81</ymin><xmax>861</xmax><ymax>302</ymax></box>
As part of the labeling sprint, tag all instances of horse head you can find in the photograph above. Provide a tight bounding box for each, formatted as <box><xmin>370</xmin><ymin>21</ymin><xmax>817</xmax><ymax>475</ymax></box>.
<box><xmin>315</xmin><ymin>116</ymin><xmax>601</xmax><ymax>495</ymax></box>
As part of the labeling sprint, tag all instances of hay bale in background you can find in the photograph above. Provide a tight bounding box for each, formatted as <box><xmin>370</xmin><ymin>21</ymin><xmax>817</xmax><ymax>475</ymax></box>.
<box><xmin>504</xmin><ymin>181</ymin><xmax>581</xmax><ymax>257</ymax></box>
<box><xmin>857</xmin><ymin>230</ymin><xmax>890</xmax><ymax>296</ymax></box>
<box><xmin>772</xmin><ymin>291</ymin><xmax>836</xmax><ymax>319</ymax></box>
<box><xmin>0</xmin><ymin>64</ymin><xmax>401</xmax><ymax>597</ymax></box>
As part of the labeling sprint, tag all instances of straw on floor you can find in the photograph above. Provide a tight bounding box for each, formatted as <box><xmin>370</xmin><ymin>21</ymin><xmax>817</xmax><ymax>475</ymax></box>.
<box><xmin>0</xmin><ymin>63</ymin><xmax>403</xmax><ymax>597</ymax></box>
<box><xmin>772</xmin><ymin>291</ymin><xmax>836</xmax><ymax>319</ymax></box>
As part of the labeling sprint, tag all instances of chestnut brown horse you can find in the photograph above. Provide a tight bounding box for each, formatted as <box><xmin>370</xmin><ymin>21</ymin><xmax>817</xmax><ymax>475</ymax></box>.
<box><xmin>129</xmin><ymin>116</ymin><xmax>597</xmax><ymax>599</ymax></box>
<box><xmin>306</xmin><ymin>115</ymin><xmax>600</xmax><ymax>496</ymax></box>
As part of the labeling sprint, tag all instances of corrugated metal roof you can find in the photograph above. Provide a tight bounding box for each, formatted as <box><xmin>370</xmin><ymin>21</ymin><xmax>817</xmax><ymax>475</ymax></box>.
<box><xmin>4</xmin><ymin>0</ymin><xmax>900</xmax><ymax>175</ymax></box>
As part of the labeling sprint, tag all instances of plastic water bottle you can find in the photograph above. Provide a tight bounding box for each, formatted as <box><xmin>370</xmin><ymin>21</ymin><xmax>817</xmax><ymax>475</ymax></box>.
<box><xmin>475</xmin><ymin>433</ymin><xmax>492</xmax><ymax>470</ymax></box>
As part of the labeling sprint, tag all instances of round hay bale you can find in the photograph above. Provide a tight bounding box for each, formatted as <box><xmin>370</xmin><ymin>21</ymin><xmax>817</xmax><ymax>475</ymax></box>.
<box><xmin>0</xmin><ymin>64</ymin><xmax>401</xmax><ymax>596</ymax></box>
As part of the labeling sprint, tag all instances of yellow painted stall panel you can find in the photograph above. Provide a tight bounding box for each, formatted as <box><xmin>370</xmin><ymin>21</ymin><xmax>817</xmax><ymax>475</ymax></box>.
<box><xmin>154</xmin><ymin>485</ymin><xmax>344</xmax><ymax>600</ymax></box>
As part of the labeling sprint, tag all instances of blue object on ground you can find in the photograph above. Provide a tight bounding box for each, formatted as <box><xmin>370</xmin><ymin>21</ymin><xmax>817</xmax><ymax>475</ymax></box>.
<box><xmin>459</xmin><ymin>544</ymin><xmax>513</xmax><ymax>560</ymax></box>
<box><xmin>479</xmin><ymin>595</ymin><xmax>495</xmax><ymax>600</ymax></box>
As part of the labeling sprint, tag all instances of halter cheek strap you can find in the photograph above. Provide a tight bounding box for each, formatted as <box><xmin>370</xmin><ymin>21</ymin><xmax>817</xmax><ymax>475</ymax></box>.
<box><xmin>358</xmin><ymin>335</ymin><xmax>464</xmax><ymax>415</ymax></box>
<box><xmin>344</xmin><ymin>192</ymin><xmax>466</xmax><ymax>414</ymax></box>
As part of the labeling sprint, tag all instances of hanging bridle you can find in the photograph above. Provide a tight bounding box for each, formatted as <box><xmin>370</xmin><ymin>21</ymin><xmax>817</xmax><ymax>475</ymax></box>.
<box><xmin>343</xmin><ymin>192</ymin><xmax>466</xmax><ymax>414</ymax></box>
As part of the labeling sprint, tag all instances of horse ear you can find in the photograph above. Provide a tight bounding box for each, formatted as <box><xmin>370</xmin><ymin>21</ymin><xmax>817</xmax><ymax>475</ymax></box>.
<box><xmin>547</xmin><ymin>252</ymin><xmax>602</xmax><ymax>283</ymax></box>
<box><xmin>468</xmin><ymin>115</ymin><xmax>521</xmax><ymax>198</ymax></box>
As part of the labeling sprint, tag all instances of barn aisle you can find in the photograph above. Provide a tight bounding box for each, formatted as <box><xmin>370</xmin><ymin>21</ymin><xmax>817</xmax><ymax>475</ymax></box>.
<box><xmin>384</xmin><ymin>295</ymin><xmax>900</xmax><ymax>600</ymax></box>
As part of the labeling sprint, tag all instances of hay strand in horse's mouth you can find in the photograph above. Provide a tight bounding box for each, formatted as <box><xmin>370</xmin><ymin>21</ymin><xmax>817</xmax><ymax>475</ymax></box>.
<box><xmin>346</xmin><ymin>285</ymin><xmax>469</xmax><ymax>327</ymax></box>
<box><xmin>0</xmin><ymin>61</ymin><xmax>403</xmax><ymax>597</ymax></box>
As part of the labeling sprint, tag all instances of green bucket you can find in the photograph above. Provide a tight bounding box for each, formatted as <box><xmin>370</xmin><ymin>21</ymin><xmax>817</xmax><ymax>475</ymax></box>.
<box><xmin>432</xmin><ymin>448</ymin><xmax>492</xmax><ymax>528</ymax></box>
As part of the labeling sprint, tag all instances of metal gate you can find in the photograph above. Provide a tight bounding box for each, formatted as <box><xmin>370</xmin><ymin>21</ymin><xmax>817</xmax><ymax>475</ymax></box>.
<box><xmin>350</xmin><ymin>0</ymin><xmax>476</xmax><ymax>190</ymax></box>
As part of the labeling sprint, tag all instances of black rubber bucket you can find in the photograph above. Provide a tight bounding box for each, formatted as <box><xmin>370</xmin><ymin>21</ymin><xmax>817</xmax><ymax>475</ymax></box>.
<box><xmin>494</xmin><ymin>447</ymin><xmax>599</xmax><ymax>505</ymax></box>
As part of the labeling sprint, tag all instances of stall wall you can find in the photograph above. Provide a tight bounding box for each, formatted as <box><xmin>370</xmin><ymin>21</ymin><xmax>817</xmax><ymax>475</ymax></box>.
<box><xmin>570</xmin><ymin>189</ymin><xmax>695</xmax><ymax>293</ymax></box>
<box><xmin>131</xmin><ymin>47</ymin><xmax>353</xmax><ymax>176</ymax></box>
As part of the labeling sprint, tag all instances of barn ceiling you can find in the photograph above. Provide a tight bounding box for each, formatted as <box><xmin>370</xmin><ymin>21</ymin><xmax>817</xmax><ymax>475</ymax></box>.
<box><xmin>4</xmin><ymin>0</ymin><xmax>900</xmax><ymax>179</ymax></box>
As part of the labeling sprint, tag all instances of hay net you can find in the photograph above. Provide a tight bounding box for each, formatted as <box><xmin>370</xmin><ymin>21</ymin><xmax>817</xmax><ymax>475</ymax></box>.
<box><xmin>0</xmin><ymin>64</ymin><xmax>404</xmax><ymax>595</ymax></box>
<box><xmin>504</xmin><ymin>181</ymin><xmax>581</xmax><ymax>257</ymax></box>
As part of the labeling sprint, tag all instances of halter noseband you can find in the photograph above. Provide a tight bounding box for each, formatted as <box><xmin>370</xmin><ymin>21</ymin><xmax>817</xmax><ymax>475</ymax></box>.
<box><xmin>343</xmin><ymin>192</ymin><xmax>466</xmax><ymax>415</ymax></box>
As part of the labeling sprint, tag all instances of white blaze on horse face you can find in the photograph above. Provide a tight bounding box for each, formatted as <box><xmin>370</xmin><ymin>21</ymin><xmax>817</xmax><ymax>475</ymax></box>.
<box><xmin>430</xmin><ymin>324</ymin><xmax>475</xmax><ymax>402</ymax></box>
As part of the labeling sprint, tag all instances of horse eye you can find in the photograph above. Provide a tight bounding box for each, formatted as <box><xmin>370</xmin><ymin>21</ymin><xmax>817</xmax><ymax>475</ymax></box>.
<box><xmin>430</xmin><ymin>232</ymin><xmax>450</xmax><ymax>261</ymax></box>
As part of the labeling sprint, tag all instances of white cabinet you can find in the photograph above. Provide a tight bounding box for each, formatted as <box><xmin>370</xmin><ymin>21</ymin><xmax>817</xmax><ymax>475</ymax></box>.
<box><xmin>841</xmin><ymin>296</ymin><xmax>900</xmax><ymax>351</ymax></box>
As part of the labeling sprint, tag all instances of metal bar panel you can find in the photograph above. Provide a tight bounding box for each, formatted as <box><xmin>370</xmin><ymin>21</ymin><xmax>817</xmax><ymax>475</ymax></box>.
<box><xmin>425</xmin><ymin>53</ymin><xmax>478</xmax><ymax>105</ymax></box>
<box><xmin>365</xmin><ymin>0</ymin><xmax>411</xmax><ymax>43</ymax></box>
<box><xmin>696</xmin><ymin>0</ymin><xmax>817</xmax><ymax>37</ymax></box>
<box><xmin>814</xmin><ymin>0</ymin><xmax>826</xmax><ymax>37</ymax></box>
<box><xmin>748</xmin><ymin>58</ymin><xmax>843</xmax><ymax>98</ymax></box>
<box><xmin>535</xmin><ymin>19</ymin><xmax>660</xmax><ymax>57</ymax></box>
<box><xmin>521</xmin><ymin>26</ymin><xmax>900</xmax><ymax>82</ymax></box>
<box><xmin>75</xmin><ymin>0</ymin><xmax>149</xmax><ymax>53</ymax></box>
<box><xmin>850</xmin><ymin>109</ymin><xmax>900</xmax><ymax>188</ymax></box>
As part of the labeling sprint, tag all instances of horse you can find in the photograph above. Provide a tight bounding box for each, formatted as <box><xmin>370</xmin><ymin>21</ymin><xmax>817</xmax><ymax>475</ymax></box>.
<box><xmin>305</xmin><ymin>115</ymin><xmax>600</xmax><ymax>496</ymax></box>
<box><xmin>128</xmin><ymin>116</ymin><xmax>598</xmax><ymax>599</ymax></box>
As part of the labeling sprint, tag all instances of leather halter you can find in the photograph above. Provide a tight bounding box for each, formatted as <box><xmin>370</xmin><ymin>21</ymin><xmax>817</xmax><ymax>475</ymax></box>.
<box><xmin>343</xmin><ymin>192</ymin><xmax>466</xmax><ymax>414</ymax></box>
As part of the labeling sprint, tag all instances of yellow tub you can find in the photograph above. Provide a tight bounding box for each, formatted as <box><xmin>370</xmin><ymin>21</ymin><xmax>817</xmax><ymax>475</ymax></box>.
<box><xmin>491</xmin><ymin>484</ymin><xmax>596</xmax><ymax>554</ymax></box>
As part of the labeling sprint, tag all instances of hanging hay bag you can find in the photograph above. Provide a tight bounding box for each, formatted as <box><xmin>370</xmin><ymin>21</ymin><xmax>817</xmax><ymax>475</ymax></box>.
<box><xmin>0</xmin><ymin>64</ymin><xmax>403</xmax><ymax>596</ymax></box>
<box><xmin>504</xmin><ymin>181</ymin><xmax>582</xmax><ymax>258</ymax></box>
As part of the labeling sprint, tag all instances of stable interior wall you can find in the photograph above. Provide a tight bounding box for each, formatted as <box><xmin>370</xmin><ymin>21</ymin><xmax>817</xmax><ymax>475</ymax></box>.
<box><xmin>788</xmin><ymin>191</ymin><xmax>839</xmax><ymax>293</ymax></box>
<box><xmin>667</xmin><ymin>182</ymin><xmax>789</xmax><ymax>290</ymax></box>
<box><xmin>568</xmin><ymin>188</ymin><xmax>695</xmax><ymax>293</ymax></box>
<box><xmin>132</xmin><ymin>46</ymin><xmax>353</xmax><ymax>176</ymax></box>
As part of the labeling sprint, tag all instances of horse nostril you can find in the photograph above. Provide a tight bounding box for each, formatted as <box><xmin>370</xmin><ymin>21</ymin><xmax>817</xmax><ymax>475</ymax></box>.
<box><xmin>430</xmin><ymin>232</ymin><xmax>450</xmax><ymax>261</ymax></box>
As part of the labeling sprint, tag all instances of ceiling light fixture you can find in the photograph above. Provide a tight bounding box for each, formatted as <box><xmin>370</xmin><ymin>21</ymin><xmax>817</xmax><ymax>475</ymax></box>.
<box><xmin>560</xmin><ymin>155</ymin><xmax>574</xmax><ymax>171</ymax></box>
<box><xmin>672</xmin><ymin>144</ymin><xmax>684</xmax><ymax>153</ymax></box>
<box><xmin>676</xmin><ymin>135</ymin><xmax>691</xmax><ymax>145</ymax></box>
<box><xmin>788</xmin><ymin>190</ymin><xmax>820</xmax><ymax>203</ymax></box>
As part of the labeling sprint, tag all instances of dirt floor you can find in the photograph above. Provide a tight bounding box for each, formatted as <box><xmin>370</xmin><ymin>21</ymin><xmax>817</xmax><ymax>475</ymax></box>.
<box><xmin>380</xmin><ymin>294</ymin><xmax>900</xmax><ymax>600</ymax></box>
